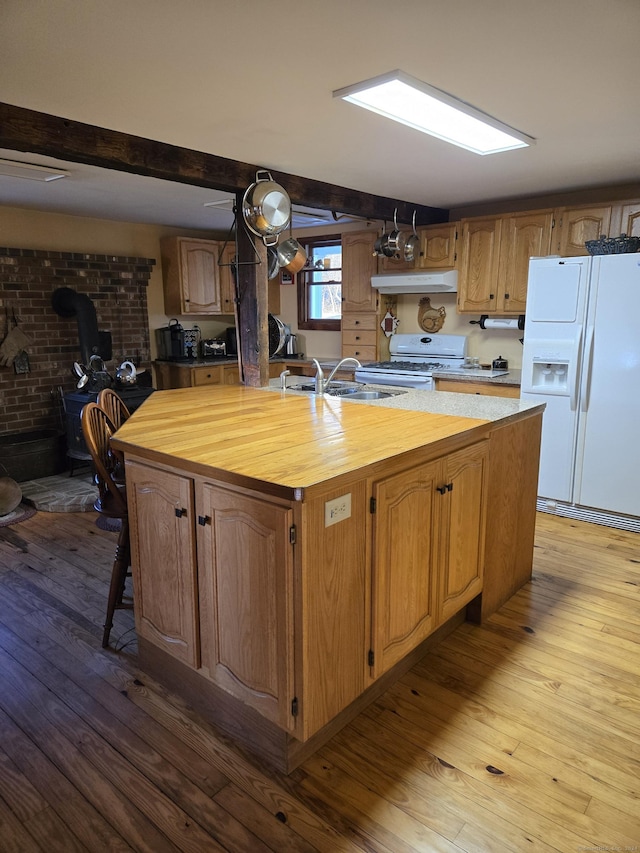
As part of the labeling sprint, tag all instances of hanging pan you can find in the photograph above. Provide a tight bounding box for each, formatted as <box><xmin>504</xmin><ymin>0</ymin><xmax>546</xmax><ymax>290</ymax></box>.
<box><xmin>404</xmin><ymin>211</ymin><xmax>420</xmax><ymax>263</ymax></box>
<box><xmin>242</xmin><ymin>170</ymin><xmax>291</xmax><ymax>247</ymax></box>
<box><xmin>386</xmin><ymin>208</ymin><xmax>406</xmax><ymax>260</ymax></box>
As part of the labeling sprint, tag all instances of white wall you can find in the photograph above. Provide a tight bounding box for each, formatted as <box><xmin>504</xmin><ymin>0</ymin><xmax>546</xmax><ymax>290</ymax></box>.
<box><xmin>394</xmin><ymin>294</ymin><xmax>524</xmax><ymax>368</ymax></box>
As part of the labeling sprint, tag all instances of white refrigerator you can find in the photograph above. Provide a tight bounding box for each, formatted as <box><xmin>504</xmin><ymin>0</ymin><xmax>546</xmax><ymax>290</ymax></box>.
<box><xmin>521</xmin><ymin>253</ymin><xmax>640</xmax><ymax>531</ymax></box>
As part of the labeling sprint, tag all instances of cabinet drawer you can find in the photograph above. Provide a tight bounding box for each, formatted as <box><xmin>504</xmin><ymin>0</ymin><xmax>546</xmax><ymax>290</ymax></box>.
<box><xmin>435</xmin><ymin>379</ymin><xmax>519</xmax><ymax>398</ymax></box>
<box><xmin>342</xmin><ymin>344</ymin><xmax>377</xmax><ymax>362</ymax></box>
<box><xmin>341</xmin><ymin>314</ymin><xmax>378</xmax><ymax>331</ymax></box>
<box><xmin>192</xmin><ymin>366</ymin><xmax>222</xmax><ymax>386</ymax></box>
<box><xmin>342</xmin><ymin>329</ymin><xmax>377</xmax><ymax>348</ymax></box>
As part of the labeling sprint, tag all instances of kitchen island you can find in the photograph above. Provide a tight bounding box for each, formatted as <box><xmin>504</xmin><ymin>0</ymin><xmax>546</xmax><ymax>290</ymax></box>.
<box><xmin>111</xmin><ymin>384</ymin><xmax>543</xmax><ymax>772</ymax></box>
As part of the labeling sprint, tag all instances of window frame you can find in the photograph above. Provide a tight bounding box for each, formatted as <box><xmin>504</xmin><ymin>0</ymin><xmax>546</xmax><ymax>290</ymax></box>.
<box><xmin>296</xmin><ymin>233</ymin><xmax>342</xmax><ymax>332</ymax></box>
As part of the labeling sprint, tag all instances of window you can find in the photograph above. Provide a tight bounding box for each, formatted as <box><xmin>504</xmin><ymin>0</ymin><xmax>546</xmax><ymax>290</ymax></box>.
<box><xmin>297</xmin><ymin>234</ymin><xmax>342</xmax><ymax>331</ymax></box>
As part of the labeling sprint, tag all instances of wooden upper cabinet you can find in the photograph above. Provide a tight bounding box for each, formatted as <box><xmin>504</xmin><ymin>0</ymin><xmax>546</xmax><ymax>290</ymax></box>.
<box><xmin>554</xmin><ymin>205</ymin><xmax>613</xmax><ymax>256</ymax></box>
<box><xmin>218</xmin><ymin>241</ymin><xmax>236</xmax><ymax>314</ymax></box>
<box><xmin>498</xmin><ymin>210</ymin><xmax>554</xmax><ymax>313</ymax></box>
<box><xmin>161</xmin><ymin>236</ymin><xmax>222</xmax><ymax>315</ymax></box>
<box><xmin>457</xmin><ymin>217</ymin><xmax>502</xmax><ymax>313</ymax></box>
<box><xmin>416</xmin><ymin>222</ymin><xmax>458</xmax><ymax>269</ymax></box>
<box><xmin>458</xmin><ymin>211</ymin><xmax>553</xmax><ymax>314</ymax></box>
<box><xmin>341</xmin><ymin>230</ymin><xmax>379</xmax><ymax>313</ymax></box>
<box><xmin>617</xmin><ymin>200</ymin><xmax>640</xmax><ymax>238</ymax></box>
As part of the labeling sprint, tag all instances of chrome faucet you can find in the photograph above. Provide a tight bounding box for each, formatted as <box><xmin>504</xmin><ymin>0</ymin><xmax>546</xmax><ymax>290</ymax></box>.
<box><xmin>279</xmin><ymin>369</ymin><xmax>291</xmax><ymax>390</ymax></box>
<box><xmin>310</xmin><ymin>358</ymin><xmax>325</xmax><ymax>394</ymax></box>
<box><xmin>312</xmin><ymin>356</ymin><xmax>362</xmax><ymax>394</ymax></box>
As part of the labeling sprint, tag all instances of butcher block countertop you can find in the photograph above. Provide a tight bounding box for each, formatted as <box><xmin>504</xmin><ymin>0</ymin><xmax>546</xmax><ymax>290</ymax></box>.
<box><xmin>111</xmin><ymin>384</ymin><xmax>542</xmax><ymax>495</ymax></box>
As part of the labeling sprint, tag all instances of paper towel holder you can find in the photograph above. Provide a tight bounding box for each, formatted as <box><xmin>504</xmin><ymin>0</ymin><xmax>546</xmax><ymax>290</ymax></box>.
<box><xmin>469</xmin><ymin>314</ymin><xmax>525</xmax><ymax>330</ymax></box>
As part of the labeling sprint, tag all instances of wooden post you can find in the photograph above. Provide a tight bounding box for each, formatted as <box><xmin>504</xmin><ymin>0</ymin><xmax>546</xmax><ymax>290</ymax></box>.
<box><xmin>234</xmin><ymin>191</ymin><xmax>270</xmax><ymax>387</ymax></box>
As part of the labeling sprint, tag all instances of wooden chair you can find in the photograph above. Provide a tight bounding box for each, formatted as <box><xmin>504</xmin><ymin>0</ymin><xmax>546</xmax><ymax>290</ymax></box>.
<box><xmin>97</xmin><ymin>387</ymin><xmax>131</xmax><ymax>430</ymax></box>
<box><xmin>81</xmin><ymin>401</ymin><xmax>132</xmax><ymax>648</ymax></box>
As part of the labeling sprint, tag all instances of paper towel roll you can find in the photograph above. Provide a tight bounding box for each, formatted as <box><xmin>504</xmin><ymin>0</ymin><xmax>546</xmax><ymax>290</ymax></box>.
<box><xmin>481</xmin><ymin>317</ymin><xmax>520</xmax><ymax>330</ymax></box>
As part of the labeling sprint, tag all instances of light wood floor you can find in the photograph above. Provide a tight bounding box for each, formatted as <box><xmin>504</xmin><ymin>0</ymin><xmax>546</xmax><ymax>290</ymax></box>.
<box><xmin>0</xmin><ymin>509</ymin><xmax>638</xmax><ymax>852</ymax></box>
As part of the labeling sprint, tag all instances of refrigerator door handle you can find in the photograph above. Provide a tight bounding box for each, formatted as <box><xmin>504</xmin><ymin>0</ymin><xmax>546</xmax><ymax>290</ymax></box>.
<box><xmin>580</xmin><ymin>325</ymin><xmax>595</xmax><ymax>412</ymax></box>
<box><xmin>569</xmin><ymin>326</ymin><xmax>583</xmax><ymax>411</ymax></box>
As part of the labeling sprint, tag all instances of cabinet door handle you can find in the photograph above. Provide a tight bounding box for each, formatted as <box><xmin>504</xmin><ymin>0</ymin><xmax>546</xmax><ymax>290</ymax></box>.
<box><xmin>489</xmin><ymin>293</ymin><xmax>495</xmax><ymax>300</ymax></box>
<box><xmin>504</xmin><ymin>292</ymin><xmax>510</xmax><ymax>299</ymax></box>
<box><xmin>198</xmin><ymin>515</ymin><xmax>211</xmax><ymax>526</ymax></box>
<box><xmin>436</xmin><ymin>485</ymin><xmax>447</xmax><ymax>495</ymax></box>
<box><xmin>175</xmin><ymin>507</ymin><xmax>187</xmax><ymax>518</ymax></box>
<box><xmin>446</xmin><ymin>482</ymin><xmax>453</xmax><ymax>492</ymax></box>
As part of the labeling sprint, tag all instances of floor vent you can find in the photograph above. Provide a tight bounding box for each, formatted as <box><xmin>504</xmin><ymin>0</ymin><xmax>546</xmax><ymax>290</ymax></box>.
<box><xmin>536</xmin><ymin>499</ymin><xmax>640</xmax><ymax>533</ymax></box>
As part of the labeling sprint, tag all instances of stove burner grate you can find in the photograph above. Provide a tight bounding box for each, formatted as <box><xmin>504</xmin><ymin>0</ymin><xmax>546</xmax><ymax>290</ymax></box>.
<box><xmin>364</xmin><ymin>359</ymin><xmax>450</xmax><ymax>373</ymax></box>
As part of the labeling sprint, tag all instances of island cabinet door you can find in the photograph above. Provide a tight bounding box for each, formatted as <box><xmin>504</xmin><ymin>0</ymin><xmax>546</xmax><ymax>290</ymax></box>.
<box><xmin>196</xmin><ymin>482</ymin><xmax>296</xmax><ymax>732</ymax></box>
<box><xmin>126</xmin><ymin>461</ymin><xmax>200</xmax><ymax>668</ymax></box>
<box><xmin>370</xmin><ymin>459</ymin><xmax>442</xmax><ymax>679</ymax></box>
<box><xmin>438</xmin><ymin>442</ymin><xmax>488</xmax><ymax>623</ymax></box>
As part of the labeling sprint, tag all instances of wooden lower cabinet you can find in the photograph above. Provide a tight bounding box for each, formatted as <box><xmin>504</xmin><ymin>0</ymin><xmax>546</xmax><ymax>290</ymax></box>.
<box><xmin>438</xmin><ymin>442</ymin><xmax>487</xmax><ymax>622</ymax></box>
<box><xmin>370</xmin><ymin>441</ymin><xmax>487</xmax><ymax>678</ymax></box>
<box><xmin>124</xmin><ymin>437</ymin><xmax>491</xmax><ymax>762</ymax></box>
<box><xmin>126</xmin><ymin>461</ymin><xmax>200</xmax><ymax>668</ymax></box>
<box><xmin>127</xmin><ymin>458</ymin><xmax>297</xmax><ymax>729</ymax></box>
<box><xmin>196</xmin><ymin>481</ymin><xmax>295</xmax><ymax>731</ymax></box>
<box><xmin>371</xmin><ymin>459</ymin><xmax>440</xmax><ymax>676</ymax></box>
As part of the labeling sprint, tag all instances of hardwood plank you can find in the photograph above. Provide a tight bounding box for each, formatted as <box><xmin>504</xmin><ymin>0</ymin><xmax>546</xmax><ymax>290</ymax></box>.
<box><xmin>0</xmin><ymin>706</ymin><xmax>132</xmax><ymax>852</ymax></box>
<box><xmin>0</xmin><ymin>623</ymin><xmax>270</xmax><ymax>853</ymax></box>
<box><xmin>20</xmin><ymin>807</ymin><xmax>89</xmax><ymax>853</ymax></box>
<box><xmin>212</xmin><ymin>783</ymin><xmax>318</xmax><ymax>853</ymax></box>
<box><xmin>322</xmin><ymin>718</ymin><xmax>587</xmax><ymax>853</ymax></box>
<box><xmin>112</xmin><ymin>669</ymin><xmax>367</xmax><ymax>853</ymax></box>
<box><xmin>1</xmin><ymin>505</ymin><xmax>639</xmax><ymax>851</ymax></box>
<box><xmin>0</xmin><ymin>795</ymin><xmax>44</xmax><ymax>853</ymax></box>
<box><xmin>0</xmin><ymin>646</ymin><xmax>207</xmax><ymax>853</ymax></box>
<box><xmin>301</xmin><ymin>754</ymin><xmax>461</xmax><ymax>852</ymax></box>
<box><xmin>0</xmin><ymin>747</ymin><xmax>48</xmax><ymax>823</ymax></box>
<box><xmin>0</xmin><ymin>598</ymin><xmax>228</xmax><ymax>799</ymax></box>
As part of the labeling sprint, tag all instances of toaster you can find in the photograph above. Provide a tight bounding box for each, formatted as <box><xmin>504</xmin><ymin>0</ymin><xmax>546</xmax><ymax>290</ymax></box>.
<box><xmin>201</xmin><ymin>338</ymin><xmax>227</xmax><ymax>358</ymax></box>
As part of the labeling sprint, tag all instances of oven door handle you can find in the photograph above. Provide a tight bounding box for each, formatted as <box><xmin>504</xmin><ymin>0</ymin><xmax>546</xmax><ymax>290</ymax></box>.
<box><xmin>355</xmin><ymin>371</ymin><xmax>431</xmax><ymax>389</ymax></box>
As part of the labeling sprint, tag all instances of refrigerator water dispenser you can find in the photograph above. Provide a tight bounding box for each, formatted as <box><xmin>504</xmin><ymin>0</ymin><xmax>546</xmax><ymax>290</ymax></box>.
<box><xmin>521</xmin><ymin>338</ymin><xmax>578</xmax><ymax>397</ymax></box>
<box><xmin>531</xmin><ymin>360</ymin><xmax>569</xmax><ymax>393</ymax></box>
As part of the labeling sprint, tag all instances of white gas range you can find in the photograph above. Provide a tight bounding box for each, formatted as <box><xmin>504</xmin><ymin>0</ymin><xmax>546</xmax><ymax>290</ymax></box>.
<box><xmin>354</xmin><ymin>333</ymin><xmax>468</xmax><ymax>391</ymax></box>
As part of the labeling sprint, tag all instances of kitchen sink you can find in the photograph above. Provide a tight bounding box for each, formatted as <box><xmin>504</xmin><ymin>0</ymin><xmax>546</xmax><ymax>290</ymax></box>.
<box><xmin>290</xmin><ymin>381</ymin><xmax>362</xmax><ymax>396</ymax></box>
<box><xmin>286</xmin><ymin>382</ymin><xmax>407</xmax><ymax>400</ymax></box>
<box><xmin>346</xmin><ymin>390</ymin><xmax>406</xmax><ymax>400</ymax></box>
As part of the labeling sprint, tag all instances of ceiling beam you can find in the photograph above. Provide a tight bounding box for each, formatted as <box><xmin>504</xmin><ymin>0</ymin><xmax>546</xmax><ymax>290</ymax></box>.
<box><xmin>0</xmin><ymin>101</ymin><xmax>448</xmax><ymax>226</ymax></box>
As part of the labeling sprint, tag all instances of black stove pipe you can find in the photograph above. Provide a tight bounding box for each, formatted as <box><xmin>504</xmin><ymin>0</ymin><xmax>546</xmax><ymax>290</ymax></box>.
<box><xmin>51</xmin><ymin>286</ymin><xmax>111</xmax><ymax>365</ymax></box>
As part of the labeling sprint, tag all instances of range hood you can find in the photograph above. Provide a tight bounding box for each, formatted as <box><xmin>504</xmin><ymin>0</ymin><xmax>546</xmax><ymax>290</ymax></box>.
<box><xmin>371</xmin><ymin>269</ymin><xmax>458</xmax><ymax>294</ymax></box>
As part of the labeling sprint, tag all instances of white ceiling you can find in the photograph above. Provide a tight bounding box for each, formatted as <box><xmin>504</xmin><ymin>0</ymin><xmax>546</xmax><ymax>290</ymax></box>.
<box><xmin>1</xmin><ymin>0</ymin><xmax>639</xmax><ymax>230</ymax></box>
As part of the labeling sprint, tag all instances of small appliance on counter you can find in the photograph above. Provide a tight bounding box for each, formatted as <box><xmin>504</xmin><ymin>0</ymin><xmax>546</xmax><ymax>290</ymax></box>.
<box><xmin>225</xmin><ymin>326</ymin><xmax>238</xmax><ymax>356</ymax></box>
<box><xmin>155</xmin><ymin>319</ymin><xmax>200</xmax><ymax>361</ymax></box>
<box><xmin>201</xmin><ymin>338</ymin><xmax>227</xmax><ymax>358</ymax></box>
<box><xmin>492</xmin><ymin>355</ymin><xmax>508</xmax><ymax>370</ymax></box>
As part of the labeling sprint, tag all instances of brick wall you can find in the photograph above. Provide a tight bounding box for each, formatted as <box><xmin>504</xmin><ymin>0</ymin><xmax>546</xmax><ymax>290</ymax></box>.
<box><xmin>0</xmin><ymin>248</ymin><xmax>155</xmax><ymax>435</ymax></box>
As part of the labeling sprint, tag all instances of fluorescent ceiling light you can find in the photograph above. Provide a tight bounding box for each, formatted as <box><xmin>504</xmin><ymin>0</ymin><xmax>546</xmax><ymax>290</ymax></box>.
<box><xmin>0</xmin><ymin>158</ymin><xmax>70</xmax><ymax>181</ymax></box>
<box><xmin>333</xmin><ymin>70</ymin><xmax>535</xmax><ymax>155</ymax></box>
